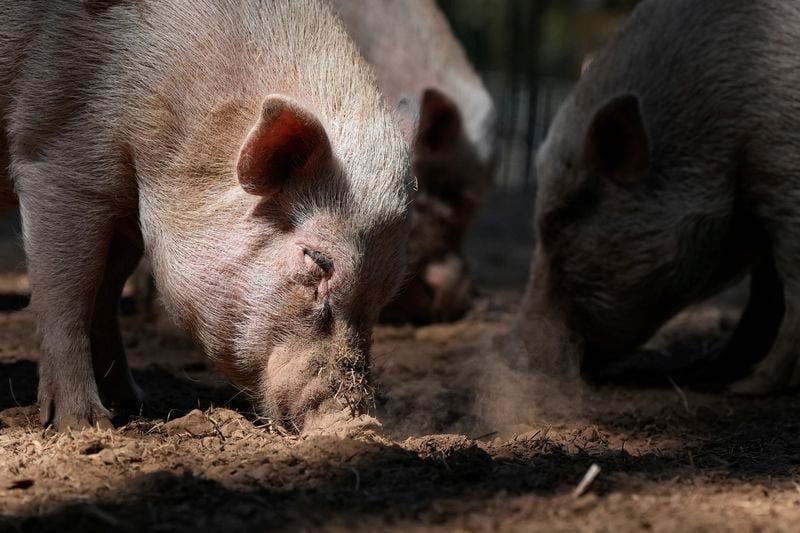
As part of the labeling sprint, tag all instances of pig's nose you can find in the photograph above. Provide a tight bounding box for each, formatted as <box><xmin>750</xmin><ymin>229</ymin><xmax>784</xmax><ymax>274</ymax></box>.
<box><xmin>521</xmin><ymin>256</ymin><xmax>567</xmax><ymax>321</ymax></box>
<box><xmin>520</xmin><ymin>281</ymin><xmax>554</xmax><ymax>319</ymax></box>
<box><xmin>424</xmin><ymin>254</ymin><xmax>471</xmax><ymax>319</ymax></box>
<box><xmin>523</xmin><ymin>291</ymin><xmax>550</xmax><ymax>318</ymax></box>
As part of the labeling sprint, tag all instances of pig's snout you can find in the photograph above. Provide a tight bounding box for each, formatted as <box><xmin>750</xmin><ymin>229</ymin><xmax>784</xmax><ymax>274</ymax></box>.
<box><xmin>516</xmin><ymin>261</ymin><xmax>583</xmax><ymax>377</ymax></box>
<box><xmin>515</xmin><ymin>306</ymin><xmax>583</xmax><ymax>379</ymax></box>
<box><xmin>381</xmin><ymin>253</ymin><xmax>472</xmax><ymax>324</ymax></box>
<box><xmin>263</xmin><ymin>336</ymin><xmax>373</xmax><ymax>432</ymax></box>
<box><xmin>423</xmin><ymin>254</ymin><xmax>472</xmax><ymax>320</ymax></box>
<box><xmin>520</xmin><ymin>256</ymin><xmax>650</xmax><ymax>378</ymax></box>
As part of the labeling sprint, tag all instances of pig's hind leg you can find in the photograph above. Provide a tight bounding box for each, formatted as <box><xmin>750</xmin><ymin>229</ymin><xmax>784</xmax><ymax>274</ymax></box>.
<box><xmin>725</xmin><ymin>134</ymin><xmax>800</xmax><ymax>396</ymax></box>
<box><xmin>16</xmin><ymin>166</ymin><xmax>121</xmax><ymax>430</ymax></box>
<box><xmin>729</xmin><ymin>303</ymin><xmax>800</xmax><ymax>395</ymax></box>
<box><xmin>729</xmin><ymin>224</ymin><xmax>800</xmax><ymax>395</ymax></box>
<box><xmin>91</xmin><ymin>220</ymin><xmax>145</xmax><ymax>412</ymax></box>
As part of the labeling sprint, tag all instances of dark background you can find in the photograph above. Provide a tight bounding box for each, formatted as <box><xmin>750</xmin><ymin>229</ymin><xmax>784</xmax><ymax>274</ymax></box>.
<box><xmin>439</xmin><ymin>0</ymin><xmax>640</xmax><ymax>287</ymax></box>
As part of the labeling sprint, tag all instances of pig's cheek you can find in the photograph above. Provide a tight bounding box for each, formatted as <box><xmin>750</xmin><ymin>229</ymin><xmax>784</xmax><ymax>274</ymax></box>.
<box><xmin>289</xmin><ymin>282</ymin><xmax>315</xmax><ymax>303</ymax></box>
<box><xmin>283</xmin><ymin>267</ymin><xmax>319</xmax><ymax>305</ymax></box>
<box><xmin>524</xmin><ymin>272</ymin><xmax>553</xmax><ymax>318</ymax></box>
<box><xmin>318</xmin><ymin>279</ymin><xmax>330</xmax><ymax>300</ymax></box>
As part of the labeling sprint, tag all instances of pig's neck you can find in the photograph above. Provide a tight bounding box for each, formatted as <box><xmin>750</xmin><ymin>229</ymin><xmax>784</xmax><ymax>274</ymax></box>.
<box><xmin>145</xmin><ymin>192</ymin><xmax>261</xmax><ymax>362</ymax></box>
<box><xmin>136</xmin><ymin>104</ymin><xmax>263</xmax><ymax>361</ymax></box>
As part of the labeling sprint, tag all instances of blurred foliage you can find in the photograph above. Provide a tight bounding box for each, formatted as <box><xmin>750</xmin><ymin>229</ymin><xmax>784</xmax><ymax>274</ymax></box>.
<box><xmin>439</xmin><ymin>0</ymin><xmax>641</xmax><ymax>78</ymax></box>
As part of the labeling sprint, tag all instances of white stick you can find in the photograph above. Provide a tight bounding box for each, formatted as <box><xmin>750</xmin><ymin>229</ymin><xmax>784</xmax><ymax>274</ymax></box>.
<box><xmin>572</xmin><ymin>463</ymin><xmax>601</xmax><ymax>498</ymax></box>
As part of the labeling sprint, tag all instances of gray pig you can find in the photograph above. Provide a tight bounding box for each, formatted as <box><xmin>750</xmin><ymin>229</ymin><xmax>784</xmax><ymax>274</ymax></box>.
<box><xmin>0</xmin><ymin>0</ymin><xmax>412</xmax><ymax>431</ymax></box>
<box><xmin>520</xmin><ymin>0</ymin><xmax>799</xmax><ymax>394</ymax></box>
<box><xmin>333</xmin><ymin>0</ymin><xmax>497</xmax><ymax>324</ymax></box>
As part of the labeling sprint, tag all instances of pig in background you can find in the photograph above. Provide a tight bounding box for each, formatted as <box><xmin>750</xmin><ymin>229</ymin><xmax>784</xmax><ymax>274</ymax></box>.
<box><xmin>333</xmin><ymin>0</ymin><xmax>498</xmax><ymax>325</ymax></box>
<box><xmin>518</xmin><ymin>0</ymin><xmax>798</xmax><ymax>393</ymax></box>
<box><xmin>0</xmin><ymin>0</ymin><xmax>412</xmax><ymax>431</ymax></box>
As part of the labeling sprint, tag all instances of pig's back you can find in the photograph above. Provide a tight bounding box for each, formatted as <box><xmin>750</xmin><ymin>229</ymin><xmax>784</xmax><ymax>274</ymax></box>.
<box><xmin>0</xmin><ymin>2</ymin><xmax>47</xmax><ymax>110</ymax></box>
<box><xmin>332</xmin><ymin>0</ymin><xmax>494</xmax><ymax>162</ymax></box>
<box><xmin>3</xmin><ymin>0</ymin><xmax>406</xmax><ymax>211</ymax></box>
<box><xmin>577</xmin><ymin>0</ymin><xmax>800</xmax><ymax>179</ymax></box>
<box><xmin>116</xmin><ymin>0</ymin><xmax>406</xmax><ymax>203</ymax></box>
<box><xmin>0</xmin><ymin>1</ymin><xmax>52</xmax><ymax>205</ymax></box>
<box><xmin>2</xmin><ymin>1</ymin><xmax>132</xmax><ymax>172</ymax></box>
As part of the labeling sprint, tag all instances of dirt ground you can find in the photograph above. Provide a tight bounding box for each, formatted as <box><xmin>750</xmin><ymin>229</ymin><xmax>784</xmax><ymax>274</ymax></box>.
<box><xmin>2</xmin><ymin>227</ymin><xmax>800</xmax><ymax>531</ymax></box>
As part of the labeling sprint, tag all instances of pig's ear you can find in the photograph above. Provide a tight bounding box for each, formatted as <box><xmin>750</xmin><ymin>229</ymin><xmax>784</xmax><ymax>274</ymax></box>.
<box><xmin>394</xmin><ymin>94</ymin><xmax>420</xmax><ymax>148</ymax></box>
<box><xmin>417</xmin><ymin>88</ymin><xmax>463</xmax><ymax>151</ymax></box>
<box><xmin>583</xmin><ymin>93</ymin><xmax>649</xmax><ymax>185</ymax></box>
<box><xmin>237</xmin><ymin>95</ymin><xmax>332</xmax><ymax>198</ymax></box>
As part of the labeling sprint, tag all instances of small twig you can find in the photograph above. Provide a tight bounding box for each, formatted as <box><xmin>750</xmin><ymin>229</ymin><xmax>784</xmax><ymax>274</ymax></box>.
<box><xmin>83</xmin><ymin>504</ymin><xmax>120</xmax><ymax>528</ymax></box>
<box><xmin>205</xmin><ymin>412</ymin><xmax>226</xmax><ymax>442</ymax></box>
<box><xmin>8</xmin><ymin>378</ymin><xmax>20</xmax><ymax>407</ymax></box>
<box><xmin>440</xmin><ymin>456</ymin><xmax>452</xmax><ymax>472</ymax></box>
<box><xmin>472</xmin><ymin>431</ymin><xmax>498</xmax><ymax>441</ymax></box>
<box><xmin>572</xmin><ymin>463</ymin><xmax>601</xmax><ymax>498</ymax></box>
<box><xmin>349</xmin><ymin>467</ymin><xmax>360</xmax><ymax>492</ymax></box>
<box><xmin>226</xmin><ymin>387</ymin><xmax>250</xmax><ymax>404</ymax></box>
<box><xmin>667</xmin><ymin>376</ymin><xmax>691</xmax><ymax>413</ymax></box>
<box><xmin>180</xmin><ymin>370</ymin><xmax>202</xmax><ymax>383</ymax></box>
<box><xmin>102</xmin><ymin>360</ymin><xmax>116</xmax><ymax>380</ymax></box>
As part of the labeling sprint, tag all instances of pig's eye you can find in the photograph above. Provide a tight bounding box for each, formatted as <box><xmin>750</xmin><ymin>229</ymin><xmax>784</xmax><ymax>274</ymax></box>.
<box><xmin>303</xmin><ymin>249</ymin><xmax>333</xmax><ymax>274</ymax></box>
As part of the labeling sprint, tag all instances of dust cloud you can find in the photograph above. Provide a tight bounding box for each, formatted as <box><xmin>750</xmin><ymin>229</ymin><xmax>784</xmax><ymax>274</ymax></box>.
<box><xmin>374</xmin><ymin>309</ymin><xmax>589</xmax><ymax>439</ymax></box>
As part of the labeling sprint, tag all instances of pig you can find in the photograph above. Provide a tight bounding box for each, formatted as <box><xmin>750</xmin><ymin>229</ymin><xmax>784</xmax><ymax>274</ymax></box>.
<box><xmin>332</xmin><ymin>0</ymin><xmax>497</xmax><ymax>324</ymax></box>
<box><xmin>0</xmin><ymin>0</ymin><xmax>413</xmax><ymax>431</ymax></box>
<box><xmin>519</xmin><ymin>0</ymin><xmax>800</xmax><ymax>394</ymax></box>
<box><xmin>128</xmin><ymin>0</ymin><xmax>497</xmax><ymax>325</ymax></box>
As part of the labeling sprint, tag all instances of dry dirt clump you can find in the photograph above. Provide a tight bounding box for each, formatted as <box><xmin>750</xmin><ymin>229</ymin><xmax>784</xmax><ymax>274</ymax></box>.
<box><xmin>2</xmin><ymin>290</ymin><xmax>800</xmax><ymax>532</ymax></box>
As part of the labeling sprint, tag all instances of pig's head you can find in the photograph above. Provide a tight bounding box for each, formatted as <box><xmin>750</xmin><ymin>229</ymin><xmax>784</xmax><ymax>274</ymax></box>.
<box><xmin>527</xmin><ymin>92</ymin><xmax>741</xmax><ymax>374</ymax></box>
<box><xmin>412</xmin><ymin>89</ymin><xmax>494</xmax><ymax>224</ymax></box>
<box><xmin>382</xmin><ymin>88</ymin><xmax>496</xmax><ymax>323</ymax></box>
<box><xmin>204</xmin><ymin>95</ymin><xmax>412</xmax><ymax>431</ymax></box>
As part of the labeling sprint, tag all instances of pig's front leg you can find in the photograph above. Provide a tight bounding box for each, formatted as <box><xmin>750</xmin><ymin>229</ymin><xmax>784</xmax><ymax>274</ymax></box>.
<box><xmin>18</xmin><ymin>173</ymin><xmax>120</xmax><ymax>430</ymax></box>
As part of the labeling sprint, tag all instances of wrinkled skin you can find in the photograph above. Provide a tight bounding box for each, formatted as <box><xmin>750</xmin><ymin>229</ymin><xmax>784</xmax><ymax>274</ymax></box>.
<box><xmin>518</xmin><ymin>0</ymin><xmax>800</xmax><ymax>393</ymax></box>
<box><xmin>0</xmin><ymin>0</ymin><xmax>412</xmax><ymax>431</ymax></box>
<box><xmin>333</xmin><ymin>0</ymin><xmax>497</xmax><ymax>324</ymax></box>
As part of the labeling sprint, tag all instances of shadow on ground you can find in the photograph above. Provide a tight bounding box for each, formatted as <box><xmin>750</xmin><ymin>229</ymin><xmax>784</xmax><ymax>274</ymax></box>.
<box><xmin>0</xmin><ymin>360</ymin><xmax>244</xmax><ymax>425</ymax></box>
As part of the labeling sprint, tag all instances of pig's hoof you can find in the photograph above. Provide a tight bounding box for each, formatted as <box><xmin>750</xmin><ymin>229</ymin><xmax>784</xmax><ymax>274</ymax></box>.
<box><xmin>40</xmin><ymin>395</ymin><xmax>114</xmax><ymax>431</ymax></box>
<box><xmin>54</xmin><ymin>412</ymin><xmax>115</xmax><ymax>432</ymax></box>
<box><xmin>728</xmin><ymin>373</ymin><xmax>782</xmax><ymax>396</ymax></box>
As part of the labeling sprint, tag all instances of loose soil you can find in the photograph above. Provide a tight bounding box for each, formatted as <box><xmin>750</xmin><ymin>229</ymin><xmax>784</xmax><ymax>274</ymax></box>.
<box><xmin>1</xmin><ymin>241</ymin><xmax>799</xmax><ymax>531</ymax></box>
